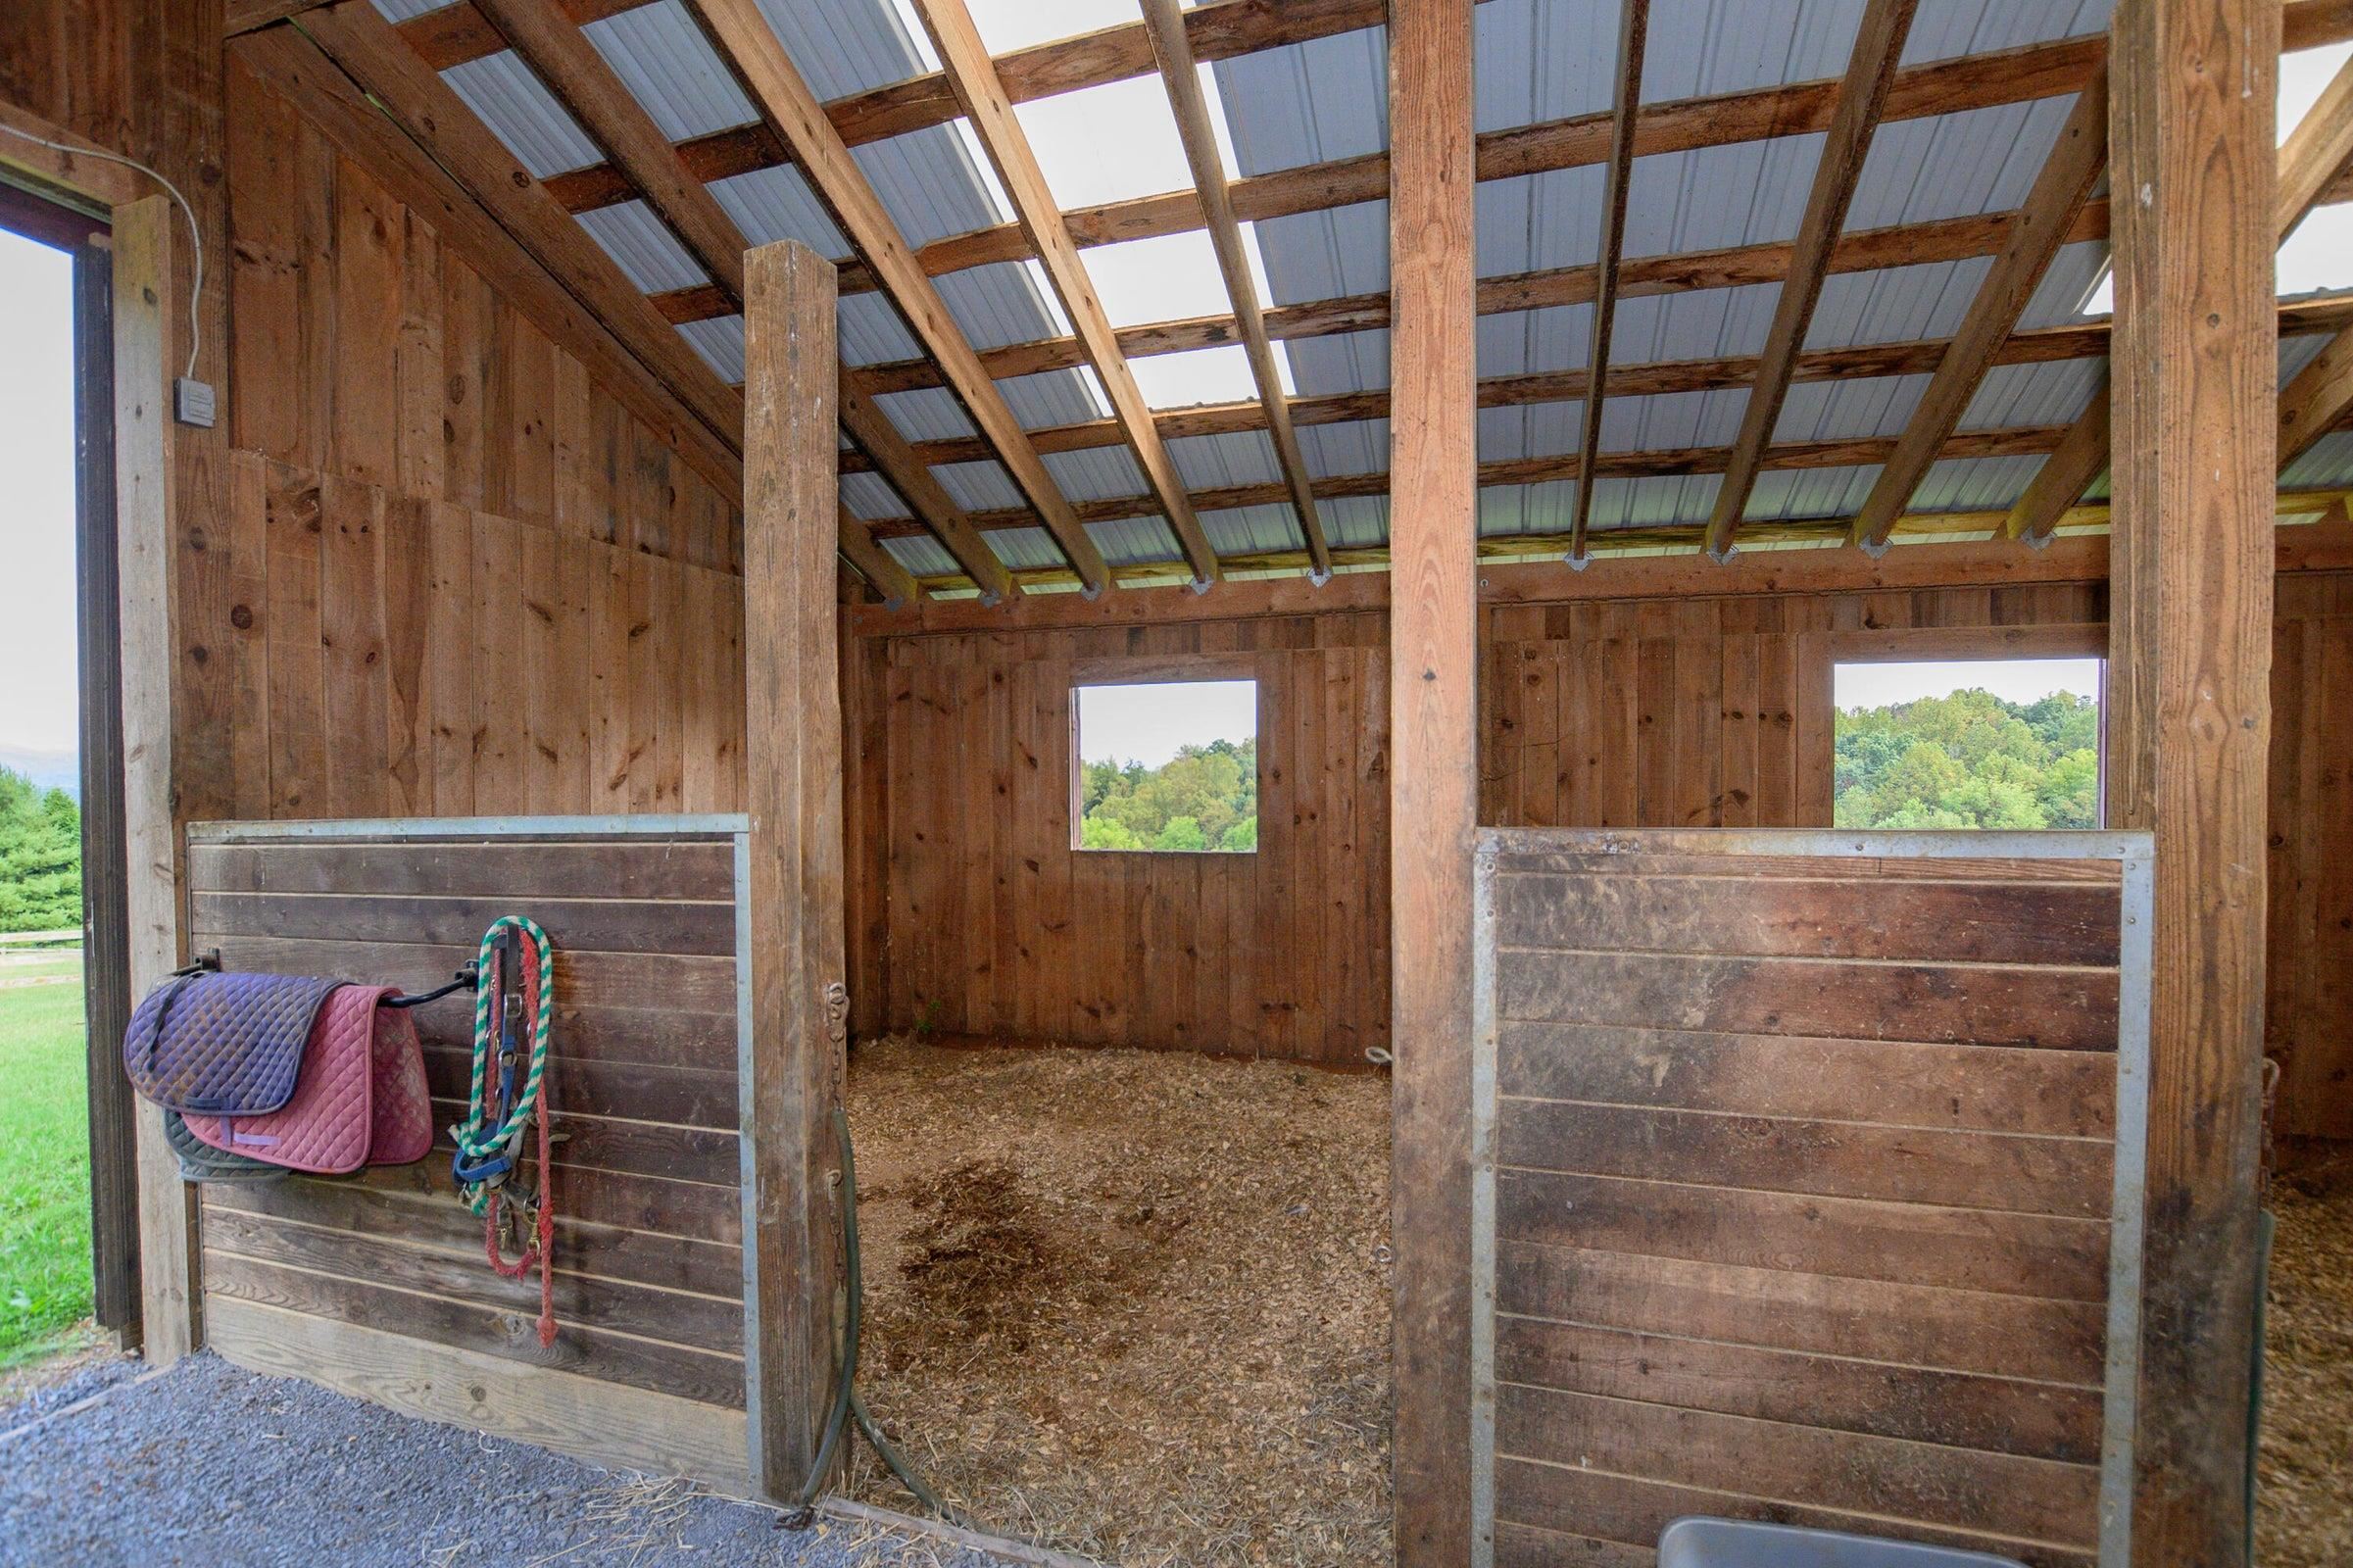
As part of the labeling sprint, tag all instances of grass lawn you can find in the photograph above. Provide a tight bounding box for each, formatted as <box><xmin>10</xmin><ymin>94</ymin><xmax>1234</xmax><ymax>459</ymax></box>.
<box><xmin>0</xmin><ymin>954</ymin><xmax>91</xmax><ymax>1368</ymax></box>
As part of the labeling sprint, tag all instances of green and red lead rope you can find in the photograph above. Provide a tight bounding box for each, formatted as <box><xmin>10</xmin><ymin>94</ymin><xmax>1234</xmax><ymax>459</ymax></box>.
<box><xmin>450</xmin><ymin>914</ymin><xmax>558</xmax><ymax>1348</ymax></box>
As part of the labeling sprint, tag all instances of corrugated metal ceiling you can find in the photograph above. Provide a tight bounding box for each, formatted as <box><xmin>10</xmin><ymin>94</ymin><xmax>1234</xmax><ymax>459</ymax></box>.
<box><xmin>355</xmin><ymin>0</ymin><xmax>2332</xmax><ymax>570</ymax></box>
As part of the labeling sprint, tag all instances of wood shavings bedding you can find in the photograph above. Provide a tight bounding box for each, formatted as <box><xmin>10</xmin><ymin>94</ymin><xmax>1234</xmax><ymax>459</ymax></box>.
<box><xmin>840</xmin><ymin>1036</ymin><xmax>1392</xmax><ymax>1568</ymax></box>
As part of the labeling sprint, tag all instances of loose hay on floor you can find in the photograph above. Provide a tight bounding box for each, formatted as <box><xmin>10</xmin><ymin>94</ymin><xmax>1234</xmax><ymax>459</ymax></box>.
<box><xmin>840</xmin><ymin>1037</ymin><xmax>1393</xmax><ymax>1568</ymax></box>
<box><xmin>2259</xmin><ymin>1148</ymin><xmax>2353</xmax><ymax>1568</ymax></box>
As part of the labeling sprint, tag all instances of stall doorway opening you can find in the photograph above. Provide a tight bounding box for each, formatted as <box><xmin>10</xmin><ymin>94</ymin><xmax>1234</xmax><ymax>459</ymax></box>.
<box><xmin>1833</xmin><ymin>657</ymin><xmax>2105</xmax><ymax>830</ymax></box>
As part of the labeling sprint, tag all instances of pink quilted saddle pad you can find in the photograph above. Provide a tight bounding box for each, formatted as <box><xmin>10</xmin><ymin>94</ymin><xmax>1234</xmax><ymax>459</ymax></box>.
<box><xmin>185</xmin><ymin>984</ymin><xmax>434</xmax><ymax>1175</ymax></box>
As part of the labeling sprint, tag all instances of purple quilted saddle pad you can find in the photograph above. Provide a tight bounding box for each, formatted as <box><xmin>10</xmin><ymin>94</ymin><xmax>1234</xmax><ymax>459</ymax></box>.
<box><xmin>123</xmin><ymin>970</ymin><xmax>344</xmax><ymax>1116</ymax></box>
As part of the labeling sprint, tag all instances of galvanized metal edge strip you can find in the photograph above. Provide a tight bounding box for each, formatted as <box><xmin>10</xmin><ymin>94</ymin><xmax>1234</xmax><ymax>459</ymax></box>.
<box><xmin>1468</xmin><ymin>839</ymin><xmax>1499</xmax><ymax>1568</ymax></box>
<box><xmin>1479</xmin><ymin>826</ymin><xmax>2150</xmax><ymax>863</ymax></box>
<box><xmin>188</xmin><ymin>812</ymin><xmax>753</xmax><ymax>844</ymax></box>
<box><xmin>732</xmin><ymin>829</ymin><xmax>764</xmax><ymax>1484</ymax></box>
<box><xmin>2099</xmin><ymin>844</ymin><xmax>2155</xmax><ymax>1568</ymax></box>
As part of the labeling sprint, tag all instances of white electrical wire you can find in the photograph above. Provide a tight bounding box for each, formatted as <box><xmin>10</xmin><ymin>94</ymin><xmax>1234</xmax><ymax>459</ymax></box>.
<box><xmin>0</xmin><ymin>122</ymin><xmax>206</xmax><ymax>381</ymax></box>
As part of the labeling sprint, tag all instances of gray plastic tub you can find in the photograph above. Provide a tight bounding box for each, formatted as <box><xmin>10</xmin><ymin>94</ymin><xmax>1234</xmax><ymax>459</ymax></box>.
<box><xmin>1657</xmin><ymin>1518</ymin><xmax>2029</xmax><ymax>1568</ymax></box>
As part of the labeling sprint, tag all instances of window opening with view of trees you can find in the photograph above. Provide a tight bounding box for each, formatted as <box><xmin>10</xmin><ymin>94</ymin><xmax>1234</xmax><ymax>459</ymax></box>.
<box><xmin>1833</xmin><ymin>658</ymin><xmax>2104</xmax><ymax>830</ymax></box>
<box><xmin>1073</xmin><ymin>679</ymin><xmax>1258</xmax><ymax>853</ymax></box>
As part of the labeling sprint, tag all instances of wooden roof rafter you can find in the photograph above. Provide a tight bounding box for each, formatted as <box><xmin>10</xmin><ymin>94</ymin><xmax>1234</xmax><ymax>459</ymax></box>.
<box><xmin>2007</xmin><ymin>46</ymin><xmax>2353</xmax><ymax>542</ymax></box>
<box><xmin>2275</xmin><ymin>50</ymin><xmax>2353</xmax><ymax>475</ymax></box>
<box><xmin>837</xmin><ymin>292</ymin><xmax>2352</xmax><ymax>470</ymax></box>
<box><xmin>907</xmin><ymin>0</ymin><xmax>1223</xmax><ymax>590</ymax></box>
<box><xmin>1847</xmin><ymin>62</ymin><xmax>2109</xmax><ymax>553</ymax></box>
<box><xmin>674</xmin><ymin>0</ymin><xmax>1122</xmax><ymax>599</ymax></box>
<box><xmin>1568</xmin><ymin>0</ymin><xmax>1649</xmax><ymax>567</ymax></box>
<box><xmin>1702</xmin><ymin>0</ymin><xmax>1919</xmax><ymax>563</ymax></box>
<box><xmin>832</xmin><ymin>200</ymin><xmax>2126</xmax><ymax>393</ymax></box>
<box><xmin>1138</xmin><ymin>0</ymin><xmax>1332</xmax><ymax>582</ymax></box>
<box><xmin>456</xmin><ymin>0</ymin><xmax>1025</xmax><ymax>602</ymax></box>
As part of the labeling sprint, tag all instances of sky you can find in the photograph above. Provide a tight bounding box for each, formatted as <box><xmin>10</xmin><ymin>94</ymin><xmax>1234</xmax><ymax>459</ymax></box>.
<box><xmin>1836</xmin><ymin>658</ymin><xmax>2102</xmax><ymax>712</ymax></box>
<box><xmin>1077</xmin><ymin>679</ymin><xmax>1256</xmax><ymax>768</ymax></box>
<box><xmin>0</xmin><ymin>227</ymin><xmax>77</xmax><ymax>765</ymax></box>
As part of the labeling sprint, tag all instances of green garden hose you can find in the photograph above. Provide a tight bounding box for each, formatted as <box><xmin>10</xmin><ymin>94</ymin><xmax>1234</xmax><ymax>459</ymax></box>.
<box><xmin>789</xmin><ymin>1105</ymin><xmax>956</xmax><ymax>1526</ymax></box>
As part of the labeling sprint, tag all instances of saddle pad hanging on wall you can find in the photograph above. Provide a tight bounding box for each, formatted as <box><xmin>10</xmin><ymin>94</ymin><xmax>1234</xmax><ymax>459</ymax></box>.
<box><xmin>123</xmin><ymin>970</ymin><xmax>342</xmax><ymax>1115</ymax></box>
<box><xmin>162</xmin><ymin>1109</ymin><xmax>284</xmax><ymax>1184</ymax></box>
<box><xmin>183</xmin><ymin>985</ymin><xmax>435</xmax><ymax>1176</ymax></box>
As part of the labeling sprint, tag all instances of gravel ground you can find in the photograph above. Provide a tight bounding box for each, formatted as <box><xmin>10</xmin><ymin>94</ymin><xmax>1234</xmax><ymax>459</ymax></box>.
<box><xmin>0</xmin><ymin>1350</ymin><xmax>1005</xmax><ymax>1568</ymax></box>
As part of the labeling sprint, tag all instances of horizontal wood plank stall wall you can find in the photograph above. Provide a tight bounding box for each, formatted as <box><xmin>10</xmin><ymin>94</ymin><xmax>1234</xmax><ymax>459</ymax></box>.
<box><xmin>844</xmin><ymin>614</ymin><xmax>1392</xmax><ymax>1063</ymax></box>
<box><xmin>186</xmin><ymin>817</ymin><xmax>755</xmax><ymax>1489</ymax></box>
<box><xmin>1471</xmin><ymin>828</ymin><xmax>2149</xmax><ymax>1568</ymax></box>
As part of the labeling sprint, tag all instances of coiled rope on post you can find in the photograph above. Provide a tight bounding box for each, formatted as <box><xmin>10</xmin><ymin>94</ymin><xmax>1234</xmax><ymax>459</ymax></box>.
<box><xmin>449</xmin><ymin>914</ymin><xmax>558</xmax><ymax>1347</ymax></box>
<box><xmin>451</xmin><ymin>914</ymin><xmax>555</xmax><ymax>1210</ymax></box>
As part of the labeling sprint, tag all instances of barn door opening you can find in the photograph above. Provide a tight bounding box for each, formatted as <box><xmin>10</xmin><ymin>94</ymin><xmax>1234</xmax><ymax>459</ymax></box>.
<box><xmin>0</xmin><ymin>180</ymin><xmax>137</xmax><ymax>1362</ymax></box>
<box><xmin>1470</xmin><ymin>828</ymin><xmax>2151</xmax><ymax>1567</ymax></box>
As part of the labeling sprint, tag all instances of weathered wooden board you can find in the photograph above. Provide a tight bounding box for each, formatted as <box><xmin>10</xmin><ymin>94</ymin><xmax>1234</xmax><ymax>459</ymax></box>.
<box><xmin>1472</xmin><ymin>829</ymin><xmax>2145</xmax><ymax>1567</ymax></box>
<box><xmin>188</xmin><ymin>819</ymin><xmax>753</xmax><ymax>1474</ymax></box>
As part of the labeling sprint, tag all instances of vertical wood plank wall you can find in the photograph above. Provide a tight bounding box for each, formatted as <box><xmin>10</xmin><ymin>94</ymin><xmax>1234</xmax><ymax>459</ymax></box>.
<box><xmin>1479</xmin><ymin>582</ymin><xmax>2106</xmax><ymax>830</ymax></box>
<box><xmin>848</xmin><ymin>614</ymin><xmax>1393</xmax><ymax>1066</ymax></box>
<box><xmin>1479</xmin><ymin>834</ymin><xmax>2130</xmax><ymax>1568</ymax></box>
<box><xmin>2268</xmin><ymin>569</ymin><xmax>2353</xmax><ymax>1140</ymax></box>
<box><xmin>853</xmin><ymin>575</ymin><xmax>2350</xmax><ymax>1138</ymax></box>
<box><xmin>187</xmin><ymin>828</ymin><xmax>750</xmax><ymax>1486</ymax></box>
<box><xmin>208</xmin><ymin>62</ymin><xmax>749</xmax><ymax>825</ymax></box>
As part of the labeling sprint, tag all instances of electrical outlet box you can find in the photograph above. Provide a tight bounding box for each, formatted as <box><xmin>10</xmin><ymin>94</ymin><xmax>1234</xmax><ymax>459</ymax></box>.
<box><xmin>173</xmin><ymin>376</ymin><xmax>217</xmax><ymax>429</ymax></box>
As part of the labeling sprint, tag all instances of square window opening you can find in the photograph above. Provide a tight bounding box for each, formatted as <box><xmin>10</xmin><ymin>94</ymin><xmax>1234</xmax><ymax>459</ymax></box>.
<box><xmin>1072</xmin><ymin>679</ymin><xmax>1257</xmax><ymax>852</ymax></box>
<box><xmin>1833</xmin><ymin>657</ymin><xmax>2104</xmax><ymax>830</ymax></box>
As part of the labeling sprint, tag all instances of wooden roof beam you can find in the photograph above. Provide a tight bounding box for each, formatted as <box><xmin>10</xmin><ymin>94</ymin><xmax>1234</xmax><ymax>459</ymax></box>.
<box><xmin>2278</xmin><ymin>46</ymin><xmax>2353</xmax><ymax>234</ymax></box>
<box><xmin>464</xmin><ymin>0</ymin><xmax>1023</xmax><ymax>601</ymax></box>
<box><xmin>1570</xmin><ymin>0</ymin><xmax>1649</xmax><ymax>565</ymax></box>
<box><xmin>1139</xmin><ymin>0</ymin><xmax>1330</xmax><ymax>580</ymax></box>
<box><xmin>678</xmin><ymin>0</ymin><xmax>1108</xmax><ymax>596</ymax></box>
<box><xmin>844</xmin><ymin>291</ymin><xmax>2351</xmax><ymax>470</ymax></box>
<box><xmin>2008</xmin><ymin>43</ymin><xmax>2353</xmax><ymax>541</ymax></box>
<box><xmin>837</xmin><ymin>507</ymin><xmax>920</xmax><ymax>609</ymax></box>
<box><xmin>856</xmin><ymin>421</ymin><xmax>2081</xmax><ymax>539</ymax></box>
<box><xmin>910</xmin><ymin>0</ymin><xmax>1222</xmax><ymax>588</ymax></box>
<box><xmin>1703</xmin><ymin>0</ymin><xmax>1918</xmax><ymax>560</ymax></box>
<box><xmin>2275</xmin><ymin>50</ymin><xmax>2353</xmax><ymax>474</ymax></box>
<box><xmin>819</xmin><ymin>201</ymin><xmax>2122</xmax><ymax>390</ymax></box>
<box><xmin>1848</xmin><ymin>63</ymin><xmax>2108</xmax><ymax>551</ymax></box>
<box><xmin>838</xmin><ymin>383</ymin><xmax>1017</xmax><ymax>603</ymax></box>
<box><xmin>470</xmin><ymin>0</ymin><xmax>750</xmax><ymax>298</ymax></box>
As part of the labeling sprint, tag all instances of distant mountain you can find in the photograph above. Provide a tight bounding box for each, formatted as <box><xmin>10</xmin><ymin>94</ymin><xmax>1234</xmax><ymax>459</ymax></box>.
<box><xmin>0</xmin><ymin>747</ymin><xmax>78</xmax><ymax>800</ymax></box>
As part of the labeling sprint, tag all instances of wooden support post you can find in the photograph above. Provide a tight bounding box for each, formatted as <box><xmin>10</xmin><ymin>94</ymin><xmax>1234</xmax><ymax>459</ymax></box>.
<box><xmin>740</xmin><ymin>238</ymin><xmax>848</xmax><ymax>1500</ymax></box>
<box><xmin>114</xmin><ymin>196</ymin><xmax>199</xmax><ymax>1364</ymax></box>
<box><xmin>1387</xmin><ymin>2</ymin><xmax>1478</xmax><ymax>1563</ymax></box>
<box><xmin>2105</xmin><ymin>3</ymin><xmax>2278</xmax><ymax>1563</ymax></box>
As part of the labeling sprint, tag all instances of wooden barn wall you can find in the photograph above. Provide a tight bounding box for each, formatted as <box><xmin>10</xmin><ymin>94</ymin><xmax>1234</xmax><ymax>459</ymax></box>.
<box><xmin>2</xmin><ymin>0</ymin><xmax>238</xmax><ymax>829</ymax></box>
<box><xmin>858</xmin><ymin>574</ymin><xmax>2351</xmax><ymax>1138</ymax></box>
<box><xmin>191</xmin><ymin>61</ymin><xmax>750</xmax><ymax>828</ymax></box>
<box><xmin>221</xmin><ymin>58</ymin><xmax>741</xmax><ymax>578</ymax></box>
<box><xmin>2269</xmin><ymin>570</ymin><xmax>2353</xmax><ymax>1141</ymax></box>
<box><xmin>846</xmin><ymin>615</ymin><xmax>1393</xmax><ymax>1065</ymax></box>
<box><xmin>1477</xmin><ymin>581</ymin><xmax>2109</xmax><ymax>829</ymax></box>
<box><xmin>216</xmin><ymin>451</ymin><xmax>747</xmax><ymax>823</ymax></box>
<box><xmin>188</xmin><ymin>826</ymin><xmax>749</xmax><ymax>1486</ymax></box>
